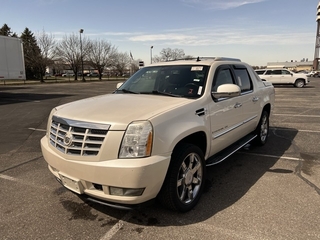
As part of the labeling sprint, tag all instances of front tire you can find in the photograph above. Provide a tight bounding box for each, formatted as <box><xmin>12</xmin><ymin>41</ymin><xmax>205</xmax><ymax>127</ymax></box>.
<box><xmin>254</xmin><ymin>110</ymin><xmax>269</xmax><ymax>146</ymax></box>
<box><xmin>158</xmin><ymin>144</ymin><xmax>206</xmax><ymax>212</ymax></box>
<box><xmin>294</xmin><ymin>79</ymin><xmax>305</xmax><ymax>88</ymax></box>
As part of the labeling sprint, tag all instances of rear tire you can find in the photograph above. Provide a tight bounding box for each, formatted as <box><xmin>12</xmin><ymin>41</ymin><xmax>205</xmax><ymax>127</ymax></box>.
<box><xmin>254</xmin><ymin>110</ymin><xmax>269</xmax><ymax>146</ymax></box>
<box><xmin>158</xmin><ymin>144</ymin><xmax>206</xmax><ymax>212</ymax></box>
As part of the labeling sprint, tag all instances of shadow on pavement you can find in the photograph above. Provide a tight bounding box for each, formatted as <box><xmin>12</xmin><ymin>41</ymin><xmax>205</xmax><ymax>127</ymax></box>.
<box><xmin>0</xmin><ymin>92</ymin><xmax>72</xmax><ymax>105</ymax></box>
<box><xmin>67</xmin><ymin>127</ymin><xmax>298</xmax><ymax>226</ymax></box>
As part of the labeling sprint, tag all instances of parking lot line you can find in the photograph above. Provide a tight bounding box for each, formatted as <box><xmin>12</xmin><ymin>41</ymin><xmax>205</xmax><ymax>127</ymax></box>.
<box><xmin>28</xmin><ymin>128</ymin><xmax>46</xmax><ymax>132</ymax></box>
<box><xmin>273</xmin><ymin>114</ymin><xmax>320</xmax><ymax>118</ymax></box>
<box><xmin>238</xmin><ymin>152</ymin><xmax>301</xmax><ymax>161</ymax></box>
<box><xmin>270</xmin><ymin>127</ymin><xmax>320</xmax><ymax>133</ymax></box>
<box><xmin>100</xmin><ymin>211</ymin><xmax>132</xmax><ymax>240</ymax></box>
<box><xmin>0</xmin><ymin>174</ymin><xmax>51</xmax><ymax>190</ymax></box>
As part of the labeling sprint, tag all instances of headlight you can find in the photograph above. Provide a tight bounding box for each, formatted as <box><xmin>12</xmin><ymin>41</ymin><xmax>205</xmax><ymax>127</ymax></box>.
<box><xmin>119</xmin><ymin>121</ymin><xmax>153</xmax><ymax>158</ymax></box>
<box><xmin>46</xmin><ymin>107</ymin><xmax>57</xmax><ymax>138</ymax></box>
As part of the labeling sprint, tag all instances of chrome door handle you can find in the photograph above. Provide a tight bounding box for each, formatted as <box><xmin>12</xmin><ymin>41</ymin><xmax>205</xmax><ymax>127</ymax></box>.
<box><xmin>234</xmin><ymin>102</ymin><xmax>242</xmax><ymax>108</ymax></box>
<box><xmin>252</xmin><ymin>97</ymin><xmax>259</xmax><ymax>102</ymax></box>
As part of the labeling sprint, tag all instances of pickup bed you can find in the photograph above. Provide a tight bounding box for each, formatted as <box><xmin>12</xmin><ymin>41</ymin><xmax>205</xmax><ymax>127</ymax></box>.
<box><xmin>41</xmin><ymin>57</ymin><xmax>275</xmax><ymax>212</ymax></box>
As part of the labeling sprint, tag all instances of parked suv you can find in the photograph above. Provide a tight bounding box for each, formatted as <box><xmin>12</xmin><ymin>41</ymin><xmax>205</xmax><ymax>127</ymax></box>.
<box><xmin>255</xmin><ymin>68</ymin><xmax>310</xmax><ymax>87</ymax></box>
<box><xmin>41</xmin><ymin>57</ymin><xmax>275</xmax><ymax>212</ymax></box>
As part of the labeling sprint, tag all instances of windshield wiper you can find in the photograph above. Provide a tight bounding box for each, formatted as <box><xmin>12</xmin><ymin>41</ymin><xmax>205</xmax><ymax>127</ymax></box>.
<box><xmin>117</xmin><ymin>89</ymin><xmax>138</xmax><ymax>94</ymax></box>
<box><xmin>150</xmin><ymin>90</ymin><xmax>181</xmax><ymax>97</ymax></box>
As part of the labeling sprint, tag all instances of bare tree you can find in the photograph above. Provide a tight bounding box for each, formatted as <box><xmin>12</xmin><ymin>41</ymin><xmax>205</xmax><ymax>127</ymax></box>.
<box><xmin>87</xmin><ymin>39</ymin><xmax>117</xmax><ymax>80</ymax></box>
<box><xmin>170</xmin><ymin>48</ymin><xmax>185</xmax><ymax>60</ymax></box>
<box><xmin>55</xmin><ymin>33</ymin><xmax>90</xmax><ymax>80</ymax></box>
<box><xmin>152</xmin><ymin>55</ymin><xmax>163</xmax><ymax>63</ymax></box>
<box><xmin>36</xmin><ymin>30</ymin><xmax>56</xmax><ymax>81</ymax></box>
<box><xmin>152</xmin><ymin>48</ymin><xmax>186</xmax><ymax>62</ymax></box>
<box><xmin>130</xmin><ymin>60</ymin><xmax>140</xmax><ymax>75</ymax></box>
<box><xmin>113</xmin><ymin>52</ymin><xmax>131</xmax><ymax>76</ymax></box>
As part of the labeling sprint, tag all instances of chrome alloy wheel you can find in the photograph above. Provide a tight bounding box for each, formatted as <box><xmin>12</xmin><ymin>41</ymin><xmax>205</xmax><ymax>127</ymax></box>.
<box><xmin>177</xmin><ymin>152</ymin><xmax>203</xmax><ymax>204</ymax></box>
<box><xmin>259</xmin><ymin>113</ymin><xmax>269</xmax><ymax>143</ymax></box>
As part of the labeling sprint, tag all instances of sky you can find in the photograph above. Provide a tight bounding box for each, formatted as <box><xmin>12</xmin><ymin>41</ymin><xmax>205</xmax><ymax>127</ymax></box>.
<box><xmin>1</xmin><ymin>0</ymin><xmax>320</xmax><ymax>66</ymax></box>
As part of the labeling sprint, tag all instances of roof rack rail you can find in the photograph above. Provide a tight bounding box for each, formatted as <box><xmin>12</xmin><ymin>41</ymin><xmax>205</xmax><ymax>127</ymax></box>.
<box><xmin>214</xmin><ymin>57</ymin><xmax>241</xmax><ymax>62</ymax></box>
<box><xmin>166</xmin><ymin>56</ymin><xmax>241</xmax><ymax>62</ymax></box>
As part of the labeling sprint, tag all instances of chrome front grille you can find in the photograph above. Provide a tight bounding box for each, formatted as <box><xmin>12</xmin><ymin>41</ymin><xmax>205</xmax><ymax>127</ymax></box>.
<box><xmin>49</xmin><ymin>116</ymin><xmax>110</xmax><ymax>156</ymax></box>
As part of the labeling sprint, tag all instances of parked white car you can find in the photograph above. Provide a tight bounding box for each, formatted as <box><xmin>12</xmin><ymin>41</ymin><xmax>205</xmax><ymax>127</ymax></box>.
<box><xmin>62</xmin><ymin>73</ymin><xmax>75</xmax><ymax>77</ymax></box>
<box><xmin>255</xmin><ymin>68</ymin><xmax>310</xmax><ymax>87</ymax></box>
<box><xmin>41</xmin><ymin>57</ymin><xmax>275</xmax><ymax>212</ymax></box>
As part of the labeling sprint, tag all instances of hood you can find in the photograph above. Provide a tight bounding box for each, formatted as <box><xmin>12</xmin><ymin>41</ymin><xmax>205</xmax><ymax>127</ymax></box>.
<box><xmin>54</xmin><ymin>94</ymin><xmax>191</xmax><ymax>130</ymax></box>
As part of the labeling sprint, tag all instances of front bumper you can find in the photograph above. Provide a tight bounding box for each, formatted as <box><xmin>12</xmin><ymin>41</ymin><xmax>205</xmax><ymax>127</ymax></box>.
<box><xmin>40</xmin><ymin>136</ymin><xmax>171</xmax><ymax>205</ymax></box>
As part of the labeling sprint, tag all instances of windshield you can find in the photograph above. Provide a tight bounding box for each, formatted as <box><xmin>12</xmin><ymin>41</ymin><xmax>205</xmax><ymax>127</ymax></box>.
<box><xmin>115</xmin><ymin>65</ymin><xmax>210</xmax><ymax>98</ymax></box>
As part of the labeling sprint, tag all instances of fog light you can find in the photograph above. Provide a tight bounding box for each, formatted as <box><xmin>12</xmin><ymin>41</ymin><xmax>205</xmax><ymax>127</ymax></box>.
<box><xmin>109</xmin><ymin>187</ymin><xmax>145</xmax><ymax>196</ymax></box>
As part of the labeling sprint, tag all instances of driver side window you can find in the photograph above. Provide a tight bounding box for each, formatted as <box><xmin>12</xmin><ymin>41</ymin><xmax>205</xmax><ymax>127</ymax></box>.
<box><xmin>212</xmin><ymin>68</ymin><xmax>234</xmax><ymax>92</ymax></box>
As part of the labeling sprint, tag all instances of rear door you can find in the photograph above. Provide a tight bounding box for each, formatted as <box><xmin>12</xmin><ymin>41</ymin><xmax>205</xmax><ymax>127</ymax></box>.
<box><xmin>232</xmin><ymin>65</ymin><xmax>260</xmax><ymax>135</ymax></box>
<box><xmin>279</xmin><ymin>69</ymin><xmax>293</xmax><ymax>84</ymax></box>
<box><xmin>267</xmin><ymin>69</ymin><xmax>281</xmax><ymax>83</ymax></box>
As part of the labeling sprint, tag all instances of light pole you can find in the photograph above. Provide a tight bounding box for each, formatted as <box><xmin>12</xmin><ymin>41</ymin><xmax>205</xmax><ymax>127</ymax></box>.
<box><xmin>79</xmin><ymin>29</ymin><xmax>85</xmax><ymax>81</ymax></box>
<box><xmin>150</xmin><ymin>46</ymin><xmax>153</xmax><ymax>64</ymax></box>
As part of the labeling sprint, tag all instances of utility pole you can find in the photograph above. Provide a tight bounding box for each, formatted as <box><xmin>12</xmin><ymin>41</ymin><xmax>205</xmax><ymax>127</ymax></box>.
<box><xmin>79</xmin><ymin>29</ymin><xmax>85</xmax><ymax>81</ymax></box>
<box><xmin>150</xmin><ymin>46</ymin><xmax>153</xmax><ymax>64</ymax></box>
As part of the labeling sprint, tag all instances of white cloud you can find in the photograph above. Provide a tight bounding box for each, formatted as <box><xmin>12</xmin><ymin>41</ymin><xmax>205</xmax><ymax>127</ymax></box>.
<box><xmin>127</xmin><ymin>27</ymin><xmax>314</xmax><ymax>46</ymax></box>
<box><xmin>129</xmin><ymin>33</ymin><xmax>196</xmax><ymax>42</ymax></box>
<box><xmin>180</xmin><ymin>0</ymin><xmax>266</xmax><ymax>10</ymax></box>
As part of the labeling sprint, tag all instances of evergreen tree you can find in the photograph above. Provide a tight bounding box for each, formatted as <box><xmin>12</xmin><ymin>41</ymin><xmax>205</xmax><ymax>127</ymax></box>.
<box><xmin>20</xmin><ymin>28</ymin><xmax>41</xmax><ymax>80</ymax></box>
<box><xmin>0</xmin><ymin>23</ymin><xmax>17</xmax><ymax>37</ymax></box>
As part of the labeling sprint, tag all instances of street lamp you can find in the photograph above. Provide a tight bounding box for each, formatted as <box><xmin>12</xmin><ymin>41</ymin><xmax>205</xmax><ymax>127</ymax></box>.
<box><xmin>150</xmin><ymin>46</ymin><xmax>153</xmax><ymax>64</ymax></box>
<box><xmin>79</xmin><ymin>29</ymin><xmax>85</xmax><ymax>81</ymax></box>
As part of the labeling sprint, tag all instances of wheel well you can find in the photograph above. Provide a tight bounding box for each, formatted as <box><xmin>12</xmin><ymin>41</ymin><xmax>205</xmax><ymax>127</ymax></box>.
<box><xmin>295</xmin><ymin>78</ymin><xmax>305</xmax><ymax>83</ymax></box>
<box><xmin>263</xmin><ymin>104</ymin><xmax>271</xmax><ymax>116</ymax></box>
<box><xmin>174</xmin><ymin>131</ymin><xmax>207</xmax><ymax>156</ymax></box>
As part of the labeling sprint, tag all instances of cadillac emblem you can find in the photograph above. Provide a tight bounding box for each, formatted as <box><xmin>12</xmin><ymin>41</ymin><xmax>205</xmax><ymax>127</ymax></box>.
<box><xmin>63</xmin><ymin>132</ymin><xmax>73</xmax><ymax>147</ymax></box>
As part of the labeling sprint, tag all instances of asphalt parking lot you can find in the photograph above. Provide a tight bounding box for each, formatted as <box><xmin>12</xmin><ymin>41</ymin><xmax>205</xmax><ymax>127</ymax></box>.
<box><xmin>0</xmin><ymin>79</ymin><xmax>319</xmax><ymax>240</ymax></box>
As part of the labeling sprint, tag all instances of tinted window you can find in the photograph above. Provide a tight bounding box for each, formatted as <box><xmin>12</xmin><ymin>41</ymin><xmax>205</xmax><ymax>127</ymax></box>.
<box><xmin>212</xmin><ymin>68</ymin><xmax>234</xmax><ymax>91</ymax></box>
<box><xmin>281</xmin><ymin>70</ymin><xmax>291</xmax><ymax>75</ymax></box>
<box><xmin>255</xmin><ymin>70</ymin><xmax>265</xmax><ymax>75</ymax></box>
<box><xmin>265</xmin><ymin>70</ymin><xmax>273</xmax><ymax>75</ymax></box>
<box><xmin>271</xmin><ymin>70</ymin><xmax>282</xmax><ymax>75</ymax></box>
<box><xmin>234</xmin><ymin>68</ymin><xmax>253</xmax><ymax>92</ymax></box>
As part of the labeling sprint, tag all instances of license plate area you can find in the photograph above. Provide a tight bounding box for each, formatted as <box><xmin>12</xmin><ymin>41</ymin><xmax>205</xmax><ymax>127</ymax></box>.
<box><xmin>59</xmin><ymin>173</ymin><xmax>83</xmax><ymax>194</ymax></box>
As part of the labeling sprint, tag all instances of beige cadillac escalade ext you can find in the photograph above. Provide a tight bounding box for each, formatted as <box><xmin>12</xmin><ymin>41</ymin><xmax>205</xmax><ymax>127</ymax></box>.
<box><xmin>41</xmin><ymin>57</ymin><xmax>275</xmax><ymax>212</ymax></box>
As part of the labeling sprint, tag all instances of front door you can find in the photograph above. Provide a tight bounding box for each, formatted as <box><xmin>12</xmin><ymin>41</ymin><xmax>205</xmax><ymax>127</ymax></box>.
<box><xmin>209</xmin><ymin>65</ymin><xmax>259</xmax><ymax>157</ymax></box>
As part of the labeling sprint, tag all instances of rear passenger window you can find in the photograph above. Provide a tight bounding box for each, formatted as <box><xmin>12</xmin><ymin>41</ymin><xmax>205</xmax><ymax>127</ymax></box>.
<box><xmin>255</xmin><ymin>70</ymin><xmax>265</xmax><ymax>75</ymax></box>
<box><xmin>281</xmin><ymin>70</ymin><xmax>291</xmax><ymax>75</ymax></box>
<box><xmin>272</xmin><ymin>70</ymin><xmax>282</xmax><ymax>75</ymax></box>
<box><xmin>234</xmin><ymin>68</ymin><xmax>253</xmax><ymax>92</ymax></box>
